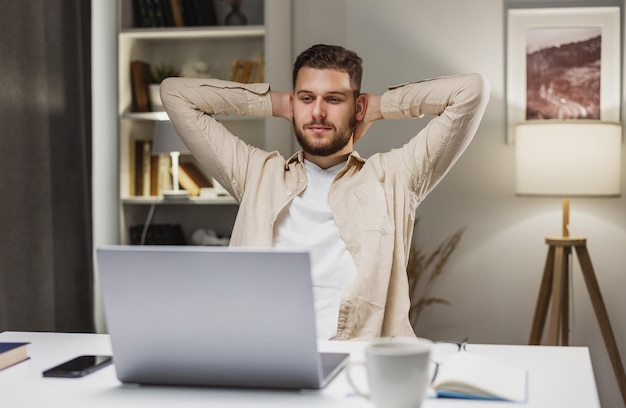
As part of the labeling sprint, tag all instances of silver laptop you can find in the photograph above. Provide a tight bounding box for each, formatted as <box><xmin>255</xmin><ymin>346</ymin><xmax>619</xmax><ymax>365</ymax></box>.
<box><xmin>96</xmin><ymin>245</ymin><xmax>349</xmax><ymax>389</ymax></box>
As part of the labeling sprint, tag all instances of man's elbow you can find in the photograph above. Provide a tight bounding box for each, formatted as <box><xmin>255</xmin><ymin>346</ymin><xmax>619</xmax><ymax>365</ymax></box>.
<box><xmin>159</xmin><ymin>77</ymin><xmax>179</xmax><ymax>110</ymax></box>
<box><xmin>466</xmin><ymin>73</ymin><xmax>491</xmax><ymax>108</ymax></box>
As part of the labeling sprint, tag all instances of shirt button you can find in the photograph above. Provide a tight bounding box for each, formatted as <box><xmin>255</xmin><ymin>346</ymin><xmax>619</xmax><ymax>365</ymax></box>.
<box><xmin>287</xmin><ymin>191</ymin><xmax>292</xmax><ymax>196</ymax></box>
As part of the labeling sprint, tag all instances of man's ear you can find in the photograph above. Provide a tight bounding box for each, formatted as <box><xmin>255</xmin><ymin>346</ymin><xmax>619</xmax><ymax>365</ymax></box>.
<box><xmin>355</xmin><ymin>94</ymin><xmax>367</xmax><ymax>121</ymax></box>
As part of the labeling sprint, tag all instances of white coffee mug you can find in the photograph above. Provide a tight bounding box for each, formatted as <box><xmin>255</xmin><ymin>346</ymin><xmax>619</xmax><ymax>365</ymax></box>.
<box><xmin>346</xmin><ymin>337</ymin><xmax>433</xmax><ymax>408</ymax></box>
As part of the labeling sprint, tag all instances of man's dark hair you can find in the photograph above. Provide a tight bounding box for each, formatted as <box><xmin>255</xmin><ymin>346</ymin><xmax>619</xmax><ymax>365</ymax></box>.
<box><xmin>292</xmin><ymin>44</ymin><xmax>363</xmax><ymax>95</ymax></box>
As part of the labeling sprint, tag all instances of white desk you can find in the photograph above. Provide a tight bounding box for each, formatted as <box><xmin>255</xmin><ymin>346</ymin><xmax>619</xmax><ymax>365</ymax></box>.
<box><xmin>0</xmin><ymin>331</ymin><xmax>599</xmax><ymax>407</ymax></box>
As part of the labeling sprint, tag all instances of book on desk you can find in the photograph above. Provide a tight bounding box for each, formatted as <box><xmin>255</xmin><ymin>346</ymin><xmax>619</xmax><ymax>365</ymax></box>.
<box><xmin>431</xmin><ymin>350</ymin><xmax>528</xmax><ymax>402</ymax></box>
<box><xmin>0</xmin><ymin>342</ymin><xmax>30</xmax><ymax>371</ymax></box>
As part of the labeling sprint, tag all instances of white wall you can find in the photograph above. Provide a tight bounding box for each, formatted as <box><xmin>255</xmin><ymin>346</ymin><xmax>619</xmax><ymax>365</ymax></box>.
<box><xmin>293</xmin><ymin>1</ymin><xmax>626</xmax><ymax>407</ymax></box>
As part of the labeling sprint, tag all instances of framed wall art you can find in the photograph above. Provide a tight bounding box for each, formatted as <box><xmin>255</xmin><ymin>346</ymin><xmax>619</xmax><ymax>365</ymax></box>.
<box><xmin>505</xmin><ymin>6</ymin><xmax>621</xmax><ymax>143</ymax></box>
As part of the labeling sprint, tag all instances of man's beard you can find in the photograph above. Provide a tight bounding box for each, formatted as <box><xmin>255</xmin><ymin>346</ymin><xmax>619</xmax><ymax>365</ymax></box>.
<box><xmin>293</xmin><ymin>116</ymin><xmax>356</xmax><ymax>156</ymax></box>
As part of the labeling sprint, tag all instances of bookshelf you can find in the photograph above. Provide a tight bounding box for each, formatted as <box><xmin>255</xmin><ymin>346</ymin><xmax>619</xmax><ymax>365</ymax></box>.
<box><xmin>117</xmin><ymin>0</ymin><xmax>293</xmax><ymax>244</ymax></box>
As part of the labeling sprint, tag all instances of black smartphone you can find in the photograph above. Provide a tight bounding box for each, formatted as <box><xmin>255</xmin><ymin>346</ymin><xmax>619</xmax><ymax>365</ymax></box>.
<box><xmin>42</xmin><ymin>355</ymin><xmax>113</xmax><ymax>378</ymax></box>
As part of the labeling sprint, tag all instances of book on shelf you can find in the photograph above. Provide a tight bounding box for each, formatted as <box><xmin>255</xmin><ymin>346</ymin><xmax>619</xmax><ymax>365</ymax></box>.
<box><xmin>129</xmin><ymin>139</ymin><xmax>141</xmax><ymax>196</ymax></box>
<box><xmin>175</xmin><ymin>161</ymin><xmax>212</xmax><ymax>196</ymax></box>
<box><xmin>132</xmin><ymin>0</ymin><xmax>170</xmax><ymax>27</ymax></box>
<box><xmin>180</xmin><ymin>0</ymin><xmax>217</xmax><ymax>26</ymax></box>
<box><xmin>141</xmin><ymin>142</ymin><xmax>152</xmax><ymax>196</ymax></box>
<box><xmin>130</xmin><ymin>60</ymin><xmax>152</xmax><ymax>112</ymax></box>
<box><xmin>130</xmin><ymin>140</ymin><xmax>171</xmax><ymax>197</ymax></box>
<box><xmin>150</xmin><ymin>155</ymin><xmax>160</xmax><ymax>196</ymax></box>
<box><xmin>155</xmin><ymin>154</ymin><xmax>173</xmax><ymax>195</ymax></box>
<box><xmin>132</xmin><ymin>0</ymin><xmax>155</xmax><ymax>27</ymax></box>
<box><xmin>0</xmin><ymin>342</ymin><xmax>30</xmax><ymax>371</ymax></box>
<box><xmin>228</xmin><ymin>58</ymin><xmax>264</xmax><ymax>84</ymax></box>
<box><xmin>431</xmin><ymin>351</ymin><xmax>528</xmax><ymax>402</ymax></box>
<box><xmin>131</xmin><ymin>0</ymin><xmax>222</xmax><ymax>29</ymax></box>
<box><xmin>168</xmin><ymin>0</ymin><xmax>184</xmax><ymax>26</ymax></box>
<box><xmin>130</xmin><ymin>140</ymin><xmax>152</xmax><ymax>197</ymax></box>
<box><xmin>249</xmin><ymin>57</ymin><xmax>265</xmax><ymax>83</ymax></box>
<box><xmin>194</xmin><ymin>0</ymin><xmax>217</xmax><ymax>26</ymax></box>
<box><xmin>130</xmin><ymin>139</ymin><xmax>149</xmax><ymax>197</ymax></box>
<box><xmin>150</xmin><ymin>0</ymin><xmax>166</xmax><ymax>27</ymax></box>
<box><xmin>158</xmin><ymin>0</ymin><xmax>177</xmax><ymax>27</ymax></box>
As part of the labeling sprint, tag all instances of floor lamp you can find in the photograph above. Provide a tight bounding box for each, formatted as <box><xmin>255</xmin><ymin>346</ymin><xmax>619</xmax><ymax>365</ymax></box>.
<box><xmin>515</xmin><ymin>121</ymin><xmax>626</xmax><ymax>405</ymax></box>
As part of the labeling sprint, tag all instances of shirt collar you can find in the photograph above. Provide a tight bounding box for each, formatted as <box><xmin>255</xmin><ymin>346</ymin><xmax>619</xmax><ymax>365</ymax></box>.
<box><xmin>285</xmin><ymin>150</ymin><xmax>366</xmax><ymax>169</ymax></box>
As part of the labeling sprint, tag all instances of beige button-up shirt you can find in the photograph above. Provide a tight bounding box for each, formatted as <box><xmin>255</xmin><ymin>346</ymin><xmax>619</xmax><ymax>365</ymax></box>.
<box><xmin>160</xmin><ymin>73</ymin><xmax>490</xmax><ymax>340</ymax></box>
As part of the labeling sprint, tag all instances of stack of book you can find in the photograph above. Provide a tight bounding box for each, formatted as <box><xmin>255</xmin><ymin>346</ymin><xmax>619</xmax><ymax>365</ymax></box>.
<box><xmin>132</xmin><ymin>0</ymin><xmax>219</xmax><ymax>28</ymax></box>
<box><xmin>129</xmin><ymin>143</ymin><xmax>213</xmax><ymax>198</ymax></box>
<box><xmin>228</xmin><ymin>57</ymin><xmax>264</xmax><ymax>84</ymax></box>
<box><xmin>129</xmin><ymin>140</ymin><xmax>172</xmax><ymax>197</ymax></box>
<box><xmin>175</xmin><ymin>162</ymin><xmax>213</xmax><ymax>197</ymax></box>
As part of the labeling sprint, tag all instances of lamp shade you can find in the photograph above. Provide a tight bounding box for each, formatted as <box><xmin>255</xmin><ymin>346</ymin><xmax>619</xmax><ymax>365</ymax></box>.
<box><xmin>152</xmin><ymin>120</ymin><xmax>190</xmax><ymax>154</ymax></box>
<box><xmin>515</xmin><ymin>121</ymin><xmax>622</xmax><ymax>196</ymax></box>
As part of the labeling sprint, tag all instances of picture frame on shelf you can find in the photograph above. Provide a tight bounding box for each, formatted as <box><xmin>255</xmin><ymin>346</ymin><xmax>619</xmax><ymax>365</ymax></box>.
<box><xmin>505</xmin><ymin>6</ymin><xmax>621</xmax><ymax>144</ymax></box>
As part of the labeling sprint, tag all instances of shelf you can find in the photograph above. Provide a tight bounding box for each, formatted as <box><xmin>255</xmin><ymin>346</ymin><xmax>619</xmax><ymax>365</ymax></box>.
<box><xmin>119</xmin><ymin>26</ymin><xmax>265</xmax><ymax>40</ymax></box>
<box><xmin>123</xmin><ymin>111</ymin><xmax>170</xmax><ymax>121</ymax></box>
<box><xmin>116</xmin><ymin>0</ymin><xmax>291</xmax><ymax>245</ymax></box>
<box><xmin>122</xmin><ymin>196</ymin><xmax>237</xmax><ymax>205</ymax></box>
<box><xmin>122</xmin><ymin>111</ymin><xmax>265</xmax><ymax>122</ymax></box>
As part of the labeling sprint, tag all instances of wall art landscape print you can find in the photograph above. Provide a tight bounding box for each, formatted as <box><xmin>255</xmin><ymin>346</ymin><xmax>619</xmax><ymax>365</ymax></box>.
<box><xmin>505</xmin><ymin>6</ymin><xmax>620</xmax><ymax>143</ymax></box>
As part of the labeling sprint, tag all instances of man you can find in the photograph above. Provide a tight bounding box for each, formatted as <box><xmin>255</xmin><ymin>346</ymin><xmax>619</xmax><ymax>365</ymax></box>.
<box><xmin>161</xmin><ymin>44</ymin><xmax>489</xmax><ymax>340</ymax></box>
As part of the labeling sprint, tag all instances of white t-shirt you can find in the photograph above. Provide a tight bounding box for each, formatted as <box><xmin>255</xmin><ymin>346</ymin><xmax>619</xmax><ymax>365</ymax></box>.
<box><xmin>273</xmin><ymin>160</ymin><xmax>357</xmax><ymax>340</ymax></box>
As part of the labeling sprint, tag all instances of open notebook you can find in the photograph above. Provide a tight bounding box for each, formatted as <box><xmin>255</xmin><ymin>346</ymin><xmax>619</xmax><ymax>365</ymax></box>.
<box><xmin>97</xmin><ymin>245</ymin><xmax>348</xmax><ymax>389</ymax></box>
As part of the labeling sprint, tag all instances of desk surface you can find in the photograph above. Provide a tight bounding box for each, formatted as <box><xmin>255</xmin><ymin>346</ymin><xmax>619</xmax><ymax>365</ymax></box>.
<box><xmin>0</xmin><ymin>331</ymin><xmax>599</xmax><ymax>408</ymax></box>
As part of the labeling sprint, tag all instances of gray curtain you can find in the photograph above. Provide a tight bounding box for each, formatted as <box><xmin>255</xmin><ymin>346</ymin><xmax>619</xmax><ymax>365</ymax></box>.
<box><xmin>0</xmin><ymin>1</ymin><xmax>93</xmax><ymax>332</ymax></box>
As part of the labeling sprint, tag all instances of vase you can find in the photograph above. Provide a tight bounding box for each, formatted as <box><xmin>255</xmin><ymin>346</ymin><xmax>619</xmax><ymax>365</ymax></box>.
<box><xmin>225</xmin><ymin>4</ymin><xmax>247</xmax><ymax>25</ymax></box>
<box><xmin>149</xmin><ymin>83</ymin><xmax>164</xmax><ymax>111</ymax></box>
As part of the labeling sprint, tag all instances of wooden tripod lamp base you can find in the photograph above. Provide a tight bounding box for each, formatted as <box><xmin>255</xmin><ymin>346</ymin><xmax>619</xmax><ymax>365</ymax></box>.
<box><xmin>528</xmin><ymin>235</ymin><xmax>626</xmax><ymax>405</ymax></box>
<box><xmin>516</xmin><ymin>118</ymin><xmax>624</xmax><ymax>404</ymax></box>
